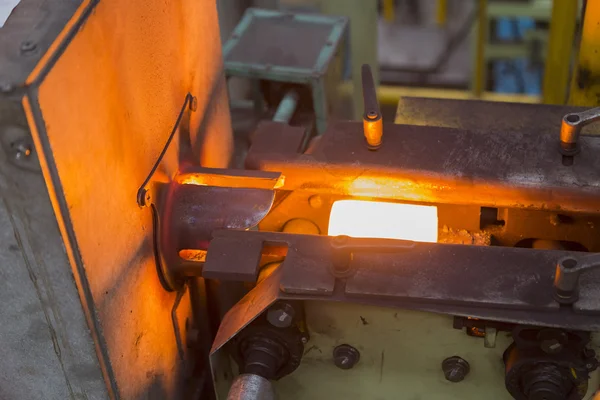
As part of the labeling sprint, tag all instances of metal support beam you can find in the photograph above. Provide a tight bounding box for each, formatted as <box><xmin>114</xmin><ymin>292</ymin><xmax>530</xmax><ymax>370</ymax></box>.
<box><xmin>383</xmin><ymin>0</ymin><xmax>395</xmax><ymax>23</ymax></box>
<box><xmin>543</xmin><ymin>0</ymin><xmax>578</xmax><ymax>104</ymax></box>
<box><xmin>569</xmin><ymin>0</ymin><xmax>600</xmax><ymax>106</ymax></box>
<box><xmin>472</xmin><ymin>0</ymin><xmax>488</xmax><ymax>97</ymax></box>
<box><xmin>437</xmin><ymin>0</ymin><xmax>448</xmax><ymax>26</ymax></box>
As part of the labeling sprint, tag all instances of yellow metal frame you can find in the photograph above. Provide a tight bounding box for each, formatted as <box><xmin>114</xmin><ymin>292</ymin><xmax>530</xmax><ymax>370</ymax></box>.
<box><xmin>569</xmin><ymin>1</ymin><xmax>600</xmax><ymax>106</ymax></box>
<box><xmin>383</xmin><ymin>0</ymin><xmax>395</xmax><ymax>23</ymax></box>
<box><xmin>437</xmin><ymin>0</ymin><xmax>447</xmax><ymax>26</ymax></box>
<box><xmin>338</xmin><ymin>82</ymin><xmax>540</xmax><ymax>106</ymax></box>
<box><xmin>473</xmin><ymin>0</ymin><xmax>488</xmax><ymax>97</ymax></box>
<box><xmin>542</xmin><ymin>0</ymin><xmax>578</xmax><ymax>104</ymax></box>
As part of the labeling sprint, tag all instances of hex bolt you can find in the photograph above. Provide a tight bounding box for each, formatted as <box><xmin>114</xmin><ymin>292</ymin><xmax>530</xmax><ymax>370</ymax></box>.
<box><xmin>442</xmin><ymin>356</ymin><xmax>470</xmax><ymax>382</ymax></box>
<box><xmin>266</xmin><ymin>302</ymin><xmax>296</xmax><ymax>328</ymax></box>
<box><xmin>333</xmin><ymin>344</ymin><xmax>360</xmax><ymax>370</ymax></box>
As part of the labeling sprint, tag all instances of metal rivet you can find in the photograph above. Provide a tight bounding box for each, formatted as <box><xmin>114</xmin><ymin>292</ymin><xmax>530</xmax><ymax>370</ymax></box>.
<box><xmin>0</xmin><ymin>82</ymin><xmax>14</xmax><ymax>93</ymax></box>
<box><xmin>442</xmin><ymin>356</ymin><xmax>470</xmax><ymax>382</ymax></box>
<box><xmin>333</xmin><ymin>344</ymin><xmax>360</xmax><ymax>370</ymax></box>
<box><xmin>308</xmin><ymin>195</ymin><xmax>323</xmax><ymax>209</ymax></box>
<box><xmin>20</xmin><ymin>40</ymin><xmax>37</xmax><ymax>54</ymax></box>
<box><xmin>331</xmin><ymin>235</ymin><xmax>349</xmax><ymax>246</ymax></box>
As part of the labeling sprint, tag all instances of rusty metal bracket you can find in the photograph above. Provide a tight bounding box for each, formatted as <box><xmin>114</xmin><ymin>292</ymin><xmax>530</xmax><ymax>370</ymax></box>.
<box><xmin>201</xmin><ymin>229</ymin><xmax>600</xmax><ymax>330</ymax></box>
<box><xmin>247</xmin><ymin>119</ymin><xmax>600</xmax><ymax>214</ymax></box>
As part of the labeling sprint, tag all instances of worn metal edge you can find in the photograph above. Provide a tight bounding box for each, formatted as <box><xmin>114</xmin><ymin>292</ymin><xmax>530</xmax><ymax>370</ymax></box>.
<box><xmin>20</xmin><ymin>0</ymin><xmax>119</xmax><ymax>398</ymax></box>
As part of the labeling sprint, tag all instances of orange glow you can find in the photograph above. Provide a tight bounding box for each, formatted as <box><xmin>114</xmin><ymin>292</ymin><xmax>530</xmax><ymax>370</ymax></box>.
<box><xmin>178</xmin><ymin>249</ymin><xmax>207</xmax><ymax>262</ymax></box>
<box><xmin>328</xmin><ymin>200</ymin><xmax>438</xmax><ymax>242</ymax></box>
<box><xmin>175</xmin><ymin>172</ymin><xmax>285</xmax><ymax>189</ymax></box>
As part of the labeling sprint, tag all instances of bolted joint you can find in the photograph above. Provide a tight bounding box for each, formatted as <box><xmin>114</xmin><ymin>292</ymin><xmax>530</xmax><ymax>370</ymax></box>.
<box><xmin>333</xmin><ymin>344</ymin><xmax>360</xmax><ymax>370</ymax></box>
<box><xmin>266</xmin><ymin>302</ymin><xmax>296</xmax><ymax>328</ymax></box>
<box><xmin>442</xmin><ymin>356</ymin><xmax>470</xmax><ymax>383</ymax></box>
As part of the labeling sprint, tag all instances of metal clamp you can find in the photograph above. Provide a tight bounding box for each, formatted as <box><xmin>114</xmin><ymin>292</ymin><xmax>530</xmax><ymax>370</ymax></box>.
<box><xmin>553</xmin><ymin>253</ymin><xmax>600</xmax><ymax>304</ymax></box>
<box><xmin>560</xmin><ymin>107</ymin><xmax>600</xmax><ymax>157</ymax></box>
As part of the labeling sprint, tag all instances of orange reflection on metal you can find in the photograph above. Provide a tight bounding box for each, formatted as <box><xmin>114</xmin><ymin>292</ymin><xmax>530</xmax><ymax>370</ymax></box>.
<box><xmin>175</xmin><ymin>172</ymin><xmax>285</xmax><ymax>189</ymax></box>
<box><xmin>328</xmin><ymin>200</ymin><xmax>438</xmax><ymax>243</ymax></box>
<box><xmin>178</xmin><ymin>249</ymin><xmax>207</xmax><ymax>262</ymax></box>
<box><xmin>346</xmin><ymin>176</ymin><xmax>447</xmax><ymax>202</ymax></box>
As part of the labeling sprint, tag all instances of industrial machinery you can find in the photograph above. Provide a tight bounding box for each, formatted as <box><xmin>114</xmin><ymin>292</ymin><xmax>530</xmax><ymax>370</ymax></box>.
<box><xmin>3</xmin><ymin>1</ymin><xmax>600</xmax><ymax>399</ymax></box>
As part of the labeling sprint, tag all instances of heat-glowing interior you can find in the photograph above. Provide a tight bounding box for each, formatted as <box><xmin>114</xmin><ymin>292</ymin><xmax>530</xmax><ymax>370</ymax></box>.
<box><xmin>328</xmin><ymin>200</ymin><xmax>438</xmax><ymax>243</ymax></box>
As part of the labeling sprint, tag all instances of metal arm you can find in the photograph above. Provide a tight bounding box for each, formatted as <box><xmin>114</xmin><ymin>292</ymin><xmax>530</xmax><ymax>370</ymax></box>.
<box><xmin>560</xmin><ymin>107</ymin><xmax>600</xmax><ymax>155</ymax></box>
<box><xmin>553</xmin><ymin>253</ymin><xmax>600</xmax><ymax>304</ymax></box>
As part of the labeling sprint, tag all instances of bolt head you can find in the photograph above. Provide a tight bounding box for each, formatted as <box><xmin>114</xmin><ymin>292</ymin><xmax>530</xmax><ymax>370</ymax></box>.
<box><xmin>540</xmin><ymin>339</ymin><xmax>563</xmax><ymax>354</ymax></box>
<box><xmin>20</xmin><ymin>40</ymin><xmax>37</xmax><ymax>53</ymax></box>
<box><xmin>442</xmin><ymin>356</ymin><xmax>470</xmax><ymax>382</ymax></box>
<box><xmin>333</xmin><ymin>344</ymin><xmax>360</xmax><ymax>370</ymax></box>
<box><xmin>0</xmin><ymin>82</ymin><xmax>14</xmax><ymax>93</ymax></box>
<box><xmin>308</xmin><ymin>195</ymin><xmax>323</xmax><ymax>209</ymax></box>
<box><xmin>537</xmin><ymin>329</ymin><xmax>567</xmax><ymax>354</ymax></box>
<box><xmin>331</xmin><ymin>235</ymin><xmax>349</xmax><ymax>246</ymax></box>
<box><xmin>266</xmin><ymin>302</ymin><xmax>296</xmax><ymax>328</ymax></box>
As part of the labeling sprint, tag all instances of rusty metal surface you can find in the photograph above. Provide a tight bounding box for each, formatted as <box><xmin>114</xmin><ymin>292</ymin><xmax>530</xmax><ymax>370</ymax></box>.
<box><xmin>345</xmin><ymin>246</ymin><xmax>559</xmax><ymax>308</ymax></box>
<box><xmin>0</xmin><ymin>0</ymin><xmax>83</xmax><ymax>86</ymax></box>
<box><xmin>204</xmin><ymin>230</ymin><xmax>335</xmax><ymax>293</ymax></box>
<box><xmin>22</xmin><ymin>0</ymin><xmax>232</xmax><ymax>397</ymax></box>
<box><xmin>394</xmin><ymin>97</ymin><xmax>600</xmax><ymax>136</ymax></box>
<box><xmin>157</xmin><ymin>169</ymin><xmax>278</xmax><ymax>289</ymax></box>
<box><xmin>201</xmin><ymin>229</ymin><xmax>600</xmax><ymax>330</ymax></box>
<box><xmin>165</xmin><ymin>184</ymin><xmax>275</xmax><ymax>250</ymax></box>
<box><xmin>209</xmin><ymin>267</ymin><xmax>282</xmax><ymax>399</ymax></box>
<box><xmin>249</xmin><ymin>119</ymin><xmax>600</xmax><ymax>213</ymax></box>
<box><xmin>257</xmin><ymin>187</ymin><xmax>600</xmax><ymax>252</ymax></box>
<box><xmin>245</xmin><ymin>121</ymin><xmax>307</xmax><ymax>168</ymax></box>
